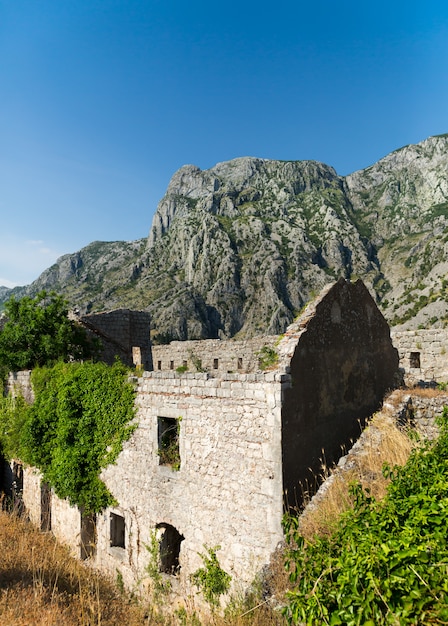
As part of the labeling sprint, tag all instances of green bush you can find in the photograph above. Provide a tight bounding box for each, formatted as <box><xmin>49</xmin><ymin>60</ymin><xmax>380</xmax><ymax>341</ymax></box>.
<box><xmin>257</xmin><ymin>345</ymin><xmax>278</xmax><ymax>370</ymax></box>
<box><xmin>283</xmin><ymin>408</ymin><xmax>448</xmax><ymax>625</ymax></box>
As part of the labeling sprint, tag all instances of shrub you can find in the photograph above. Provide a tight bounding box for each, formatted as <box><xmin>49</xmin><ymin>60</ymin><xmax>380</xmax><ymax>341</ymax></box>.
<box><xmin>257</xmin><ymin>345</ymin><xmax>278</xmax><ymax>370</ymax></box>
<box><xmin>191</xmin><ymin>545</ymin><xmax>231</xmax><ymax>608</ymax></box>
<box><xmin>0</xmin><ymin>291</ymin><xmax>98</xmax><ymax>377</ymax></box>
<box><xmin>283</xmin><ymin>408</ymin><xmax>448</xmax><ymax>625</ymax></box>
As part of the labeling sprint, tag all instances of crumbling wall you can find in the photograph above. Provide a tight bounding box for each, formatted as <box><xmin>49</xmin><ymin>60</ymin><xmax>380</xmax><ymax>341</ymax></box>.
<box><xmin>79</xmin><ymin>309</ymin><xmax>152</xmax><ymax>369</ymax></box>
<box><xmin>279</xmin><ymin>278</ymin><xmax>399</xmax><ymax>507</ymax></box>
<box><xmin>97</xmin><ymin>369</ymin><xmax>285</xmax><ymax>591</ymax></box>
<box><xmin>6</xmin><ymin>370</ymin><xmax>34</xmax><ymax>403</ymax></box>
<box><xmin>391</xmin><ymin>329</ymin><xmax>448</xmax><ymax>385</ymax></box>
<box><xmin>151</xmin><ymin>335</ymin><xmax>278</xmax><ymax>374</ymax></box>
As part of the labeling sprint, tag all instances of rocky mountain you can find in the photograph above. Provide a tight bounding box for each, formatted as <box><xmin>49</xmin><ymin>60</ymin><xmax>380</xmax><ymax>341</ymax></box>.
<box><xmin>2</xmin><ymin>134</ymin><xmax>448</xmax><ymax>340</ymax></box>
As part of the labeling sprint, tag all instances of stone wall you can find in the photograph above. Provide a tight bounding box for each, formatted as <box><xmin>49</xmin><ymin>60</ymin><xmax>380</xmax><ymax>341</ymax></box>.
<box><xmin>279</xmin><ymin>279</ymin><xmax>399</xmax><ymax>506</ymax></box>
<box><xmin>97</xmin><ymin>369</ymin><xmax>285</xmax><ymax>592</ymax></box>
<box><xmin>391</xmin><ymin>329</ymin><xmax>448</xmax><ymax>385</ymax></box>
<box><xmin>0</xmin><ymin>279</ymin><xmax>402</xmax><ymax>597</ymax></box>
<box><xmin>299</xmin><ymin>389</ymin><xmax>448</xmax><ymax>526</ymax></box>
<box><xmin>151</xmin><ymin>335</ymin><xmax>278</xmax><ymax>374</ymax></box>
<box><xmin>79</xmin><ymin>309</ymin><xmax>152</xmax><ymax>369</ymax></box>
<box><xmin>22</xmin><ymin>466</ymin><xmax>42</xmax><ymax>527</ymax></box>
<box><xmin>393</xmin><ymin>392</ymin><xmax>448</xmax><ymax>440</ymax></box>
<box><xmin>6</xmin><ymin>370</ymin><xmax>34</xmax><ymax>403</ymax></box>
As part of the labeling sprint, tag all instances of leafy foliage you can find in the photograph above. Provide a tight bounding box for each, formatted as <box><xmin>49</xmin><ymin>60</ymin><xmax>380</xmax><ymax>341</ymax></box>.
<box><xmin>257</xmin><ymin>345</ymin><xmax>279</xmax><ymax>370</ymax></box>
<box><xmin>1</xmin><ymin>361</ymin><xmax>136</xmax><ymax>514</ymax></box>
<box><xmin>144</xmin><ymin>530</ymin><xmax>172</xmax><ymax>600</ymax></box>
<box><xmin>191</xmin><ymin>545</ymin><xmax>231</xmax><ymax>608</ymax></box>
<box><xmin>283</xmin><ymin>408</ymin><xmax>448</xmax><ymax>625</ymax></box>
<box><xmin>0</xmin><ymin>393</ymin><xmax>31</xmax><ymax>461</ymax></box>
<box><xmin>0</xmin><ymin>291</ymin><xmax>97</xmax><ymax>377</ymax></box>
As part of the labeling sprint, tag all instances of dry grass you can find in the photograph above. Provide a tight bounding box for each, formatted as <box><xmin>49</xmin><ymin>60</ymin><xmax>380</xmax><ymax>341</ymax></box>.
<box><xmin>0</xmin><ymin>510</ymin><xmax>286</xmax><ymax>625</ymax></box>
<box><xmin>0</xmin><ymin>510</ymin><xmax>152</xmax><ymax>626</ymax></box>
<box><xmin>298</xmin><ymin>394</ymin><xmax>417</xmax><ymax>540</ymax></box>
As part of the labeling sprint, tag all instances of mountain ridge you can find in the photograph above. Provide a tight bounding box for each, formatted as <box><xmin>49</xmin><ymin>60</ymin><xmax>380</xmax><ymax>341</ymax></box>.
<box><xmin>2</xmin><ymin>134</ymin><xmax>448</xmax><ymax>340</ymax></box>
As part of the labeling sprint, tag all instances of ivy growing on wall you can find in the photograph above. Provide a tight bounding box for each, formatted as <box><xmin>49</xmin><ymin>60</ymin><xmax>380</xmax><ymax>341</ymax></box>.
<box><xmin>0</xmin><ymin>360</ymin><xmax>136</xmax><ymax>514</ymax></box>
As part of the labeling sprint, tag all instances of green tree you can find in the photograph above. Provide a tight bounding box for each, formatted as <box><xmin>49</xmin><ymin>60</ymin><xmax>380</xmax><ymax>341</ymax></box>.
<box><xmin>0</xmin><ymin>291</ymin><xmax>97</xmax><ymax>376</ymax></box>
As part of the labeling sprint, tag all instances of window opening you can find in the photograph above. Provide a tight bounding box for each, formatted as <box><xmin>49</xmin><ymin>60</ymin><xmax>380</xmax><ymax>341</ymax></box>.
<box><xmin>11</xmin><ymin>462</ymin><xmax>24</xmax><ymax>515</ymax></box>
<box><xmin>156</xmin><ymin>523</ymin><xmax>184</xmax><ymax>574</ymax></box>
<box><xmin>157</xmin><ymin>360</ymin><xmax>162</xmax><ymax>370</ymax></box>
<box><xmin>80</xmin><ymin>511</ymin><xmax>97</xmax><ymax>560</ymax></box>
<box><xmin>157</xmin><ymin>417</ymin><xmax>180</xmax><ymax>469</ymax></box>
<box><xmin>410</xmin><ymin>352</ymin><xmax>421</xmax><ymax>368</ymax></box>
<box><xmin>40</xmin><ymin>482</ymin><xmax>52</xmax><ymax>532</ymax></box>
<box><xmin>110</xmin><ymin>512</ymin><xmax>125</xmax><ymax>549</ymax></box>
<box><xmin>132</xmin><ymin>346</ymin><xmax>142</xmax><ymax>367</ymax></box>
<box><xmin>213</xmin><ymin>358</ymin><xmax>219</xmax><ymax>369</ymax></box>
<box><xmin>237</xmin><ymin>357</ymin><xmax>243</xmax><ymax>370</ymax></box>
<box><xmin>170</xmin><ymin>361</ymin><xmax>174</xmax><ymax>370</ymax></box>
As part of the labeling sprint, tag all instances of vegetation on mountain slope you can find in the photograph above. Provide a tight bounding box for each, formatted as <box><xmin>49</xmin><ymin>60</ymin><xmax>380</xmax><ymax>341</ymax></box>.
<box><xmin>2</xmin><ymin>135</ymin><xmax>448</xmax><ymax>338</ymax></box>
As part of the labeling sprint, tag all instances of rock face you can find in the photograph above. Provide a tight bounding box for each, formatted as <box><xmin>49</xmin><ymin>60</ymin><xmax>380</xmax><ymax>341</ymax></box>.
<box><xmin>2</xmin><ymin>134</ymin><xmax>448</xmax><ymax>339</ymax></box>
<box><xmin>345</xmin><ymin>134</ymin><xmax>448</xmax><ymax>328</ymax></box>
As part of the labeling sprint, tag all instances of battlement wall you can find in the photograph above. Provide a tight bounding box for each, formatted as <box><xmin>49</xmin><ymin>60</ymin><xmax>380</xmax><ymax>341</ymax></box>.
<box><xmin>151</xmin><ymin>335</ymin><xmax>278</xmax><ymax>374</ymax></box>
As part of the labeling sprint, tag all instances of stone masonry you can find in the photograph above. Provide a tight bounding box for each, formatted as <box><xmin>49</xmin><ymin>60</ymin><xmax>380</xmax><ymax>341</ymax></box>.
<box><xmin>2</xmin><ymin>279</ymin><xmax>402</xmax><ymax>598</ymax></box>
<box><xmin>151</xmin><ymin>335</ymin><xmax>278</xmax><ymax>374</ymax></box>
<box><xmin>391</xmin><ymin>328</ymin><xmax>448</xmax><ymax>386</ymax></box>
<box><xmin>78</xmin><ymin>308</ymin><xmax>152</xmax><ymax>370</ymax></box>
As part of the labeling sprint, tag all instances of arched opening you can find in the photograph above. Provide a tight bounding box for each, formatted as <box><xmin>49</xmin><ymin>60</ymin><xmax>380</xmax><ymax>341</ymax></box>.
<box><xmin>156</xmin><ymin>523</ymin><xmax>184</xmax><ymax>574</ymax></box>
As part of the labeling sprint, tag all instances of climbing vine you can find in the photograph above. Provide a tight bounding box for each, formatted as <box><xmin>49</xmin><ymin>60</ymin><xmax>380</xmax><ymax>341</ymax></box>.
<box><xmin>191</xmin><ymin>545</ymin><xmax>231</xmax><ymax>608</ymax></box>
<box><xmin>1</xmin><ymin>360</ymin><xmax>136</xmax><ymax>514</ymax></box>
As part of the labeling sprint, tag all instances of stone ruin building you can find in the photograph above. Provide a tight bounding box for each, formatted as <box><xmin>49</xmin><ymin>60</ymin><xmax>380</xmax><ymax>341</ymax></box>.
<box><xmin>3</xmin><ymin>277</ymin><xmax>448</xmax><ymax>598</ymax></box>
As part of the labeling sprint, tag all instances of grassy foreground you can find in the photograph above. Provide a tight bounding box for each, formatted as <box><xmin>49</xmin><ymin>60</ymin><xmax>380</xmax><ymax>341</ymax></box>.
<box><xmin>0</xmin><ymin>510</ymin><xmax>150</xmax><ymax>626</ymax></box>
<box><xmin>0</xmin><ymin>509</ymin><xmax>286</xmax><ymax>625</ymax></box>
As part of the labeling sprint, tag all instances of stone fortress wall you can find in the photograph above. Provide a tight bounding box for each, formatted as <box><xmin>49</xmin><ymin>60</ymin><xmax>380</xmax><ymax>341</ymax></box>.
<box><xmin>77</xmin><ymin>309</ymin><xmax>152</xmax><ymax>370</ymax></box>
<box><xmin>391</xmin><ymin>328</ymin><xmax>448</xmax><ymax>385</ymax></box>
<box><xmin>3</xmin><ymin>280</ymin><xmax>448</xmax><ymax>600</ymax></box>
<box><xmin>151</xmin><ymin>335</ymin><xmax>278</xmax><ymax>374</ymax></box>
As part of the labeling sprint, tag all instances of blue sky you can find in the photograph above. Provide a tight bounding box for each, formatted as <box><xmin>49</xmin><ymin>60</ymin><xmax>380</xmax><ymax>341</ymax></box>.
<box><xmin>1</xmin><ymin>0</ymin><xmax>447</xmax><ymax>287</ymax></box>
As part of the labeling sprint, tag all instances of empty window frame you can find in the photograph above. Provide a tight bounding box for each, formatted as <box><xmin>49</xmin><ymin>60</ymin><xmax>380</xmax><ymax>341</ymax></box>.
<box><xmin>40</xmin><ymin>482</ymin><xmax>52</xmax><ymax>532</ymax></box>
<box><xmin>110</xmin><ymin>513</ymin><xmax>125</xmax><ymax>549</ymax></box>
<box><xmin>157</xmin><ymin>360</ymin><xmax>162</xmax><ymax>370</ymax></box>
<box><xmin>157</xmin><ymin>416</ymin><xmax>180</xmax><ymax>468</ymax></box>
<box><xmin>80</xmin><ymin>511</ymin><xmax>97</xmax><ymax>560</ymax></box>
<box><xmin>237</xmin><ymin>357</ymin><xmax>243</xmax><ymax>370</ymax></box>
<box><xmin>410</xmin><ymin>352</ymin><xmax>421</xmax><ymax>368</ymax></box>
<box><xmin>213</xmin><ymin>358</ymin><xmax>219</xmax><ymax>369</ymax></box>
